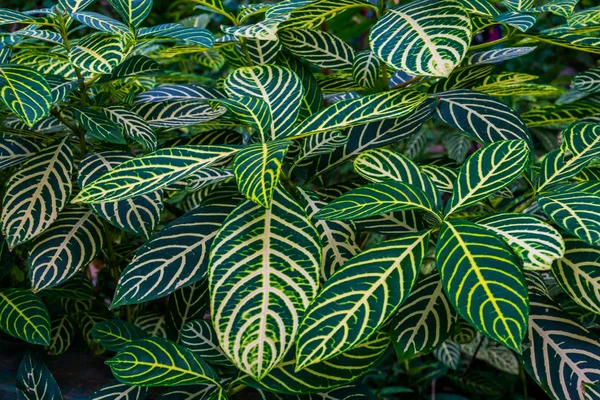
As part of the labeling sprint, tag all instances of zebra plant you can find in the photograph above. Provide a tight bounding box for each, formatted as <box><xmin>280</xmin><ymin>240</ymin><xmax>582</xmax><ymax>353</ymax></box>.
<box><xmin>1</xmin><ymin>0</ymin><xmax>600</xmax><ymax>399</ymax></box>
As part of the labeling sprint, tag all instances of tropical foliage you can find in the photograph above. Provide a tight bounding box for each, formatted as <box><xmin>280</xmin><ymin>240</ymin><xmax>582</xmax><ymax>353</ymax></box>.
<box><xmin>1</xmin><ymin>0</ymin><xmax>600</xmax><ymax>399</ymax></box>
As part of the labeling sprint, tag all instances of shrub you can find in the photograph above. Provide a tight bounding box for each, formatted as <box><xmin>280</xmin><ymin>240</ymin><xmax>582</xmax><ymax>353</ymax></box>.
<box><xmin>1</xmin><ymin>0</ymin><xmax>600</xmax><ymax>399</ymax></box>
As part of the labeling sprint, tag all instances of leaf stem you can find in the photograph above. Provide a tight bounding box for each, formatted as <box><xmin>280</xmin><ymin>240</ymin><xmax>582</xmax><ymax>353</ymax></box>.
<box><xmin>239</xmin><ymin>38</ymin><xmax>254</xmax><ymax>66</ymax></box>
<box><xmin>391</xmin><ymin>75</ymin><xmax>422</xmax><ymax>90</ymax></box>
<box><xmin>469</xmin><ymin>35</ymin><xmax>512</xmax><ymax>51</ymax></box>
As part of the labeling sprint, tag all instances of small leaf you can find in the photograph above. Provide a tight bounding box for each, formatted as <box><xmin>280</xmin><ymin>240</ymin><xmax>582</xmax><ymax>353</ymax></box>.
<box><xmin>16</xmin><ymin>351</ymin><xmax>62</xmax><ymax>400</ymax></box>
<box><xmin>91</xmin><ymin>319</ymin><xmax>150</xmax><ymax>351</ymax></box>
<box><xmin>0</xmin><ymin>288</ymin><xmax>50</xmax><ymax>345</ymax></box>
<box><xmin>0</xmin><ymin>64</ymin><xmax>52</xmax><ymax>126</ymax></box>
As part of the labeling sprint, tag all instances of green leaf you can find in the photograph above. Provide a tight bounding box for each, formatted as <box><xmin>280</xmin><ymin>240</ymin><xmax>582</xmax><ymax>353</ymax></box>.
<box><xmin>106</xmin><ymin>337</ymin><xmax>219</xmax><ymax>386</ymax></box>
<box><xmin>28</xmin><ymin>205</ymin><xmax>104</xmax><ymax>291</ymax></box>
<box><xmin>465</xmin><ymin>46</ymin><xmax>536</xmax><ymax>65</ymax></box>
<box><xmin>46</xmin><ymin>75</ymin><xmax>79</xmax><ymax>104</ymax></box>
<box><xmin>278</xmin><ymin>0</ymin><xmax>375</xmax><ymax>30</ymax></box>
<box><xmin>191</xmin><ymin>0</ymin><xmax>235</xmax><ymax>24</ymax></box>
<box><xmin>0</xmin><ymin>64</ymin><xmax>52</xmax><ymax>126</ymax></box>
<box><xmin>133</xmin><ymin>100</ymin><xmax>227</xmax><ymax>128</ymax></box>
<box><xmin>568</xmin><ymin>5</ymin><xmax>600</xmax><ymax>29</ymax></box>
<box><xmin>433</xmin><ymin>340</ymin><xmax>461</xmax><ymax>370</ymax></box>
<box><xmin>16</xmin><ymin>351</ymin><xmax>62</xmax><ymax>400</ymax></box>
<box><xmin>134</xmin><ymin>312</ymin><xmax>167</xmax><ymax>337</ymax></box>
<box><xmin>0</xmin><ymin>137</ymin><xmax>73</xmax><ymax>248</ymax></box>
<box><xmin>445</xmin><ymin>140</ymin><xmax>529</xmax><ymax>215</ymax></box>
<box><xmin>233</xmin><ymin>141</ymin><xmax>291</xmax><ymax>207</ymax></box>
<box><xmin>538</xmin><ymin>189</ymin><xmax>600</xmax><ymax>246</ymax></box>
<box><xmin>91</xmin><ymin>319</ymin><xmax>150</xmax><ymax>351</ymax></box>
<box><xmin>456</xmin><ymin>0</ymin><xmax>501</xmax><ymax>16</ymax></box>
<box><xmin>209</xmin><ymin>185</ymin><xmax>321</xmax><ymax>380</ymax></box>
<box><xmin>279</xmin><ymin>29</ymin><xmax>355</xmax><ymax>72</ymax></box>
<box><xmin>436</xmin><ymin>219</ymin><xmax>529</xmax><ymax>351</ymax></box>
<box><xmin>73</xmin><ymin>106</ymin><xmax>127</xmax><ymax>144</ymax></box>
<box><xmin>78</xmin><ymin>151</ymin><xmax>163</xmax><ymax>238</ymax></box>
<box><xmin>495</xmin><ymin>11</ymin><xmax>536</xmax><ymax>32</ymax></box>
<box><xmin>428</xmin><ymin>64</ymin><xmax>494</xmax><ymax>93</ymax></box>
<box><xmin>297</xmin><ymin>188</ymin><xmax>360</xmax><ymax>280</ymax></box>
<box><xmin>292</xmin><ymin>89</ymin><xmax>427</xmax><ymax>138</ymax></box>
<box><xmin>277</xmin><ymin>51</ymin><xmax>323</xmax><ymax>120</ymax></box>
<box><xmin>0</xmin><ymin>288</ymin><xmax>50</xmax><ymax>345</ymax></box>
<box><xmin>536</xmin><ymin>27</ymin><xmax>600</xmax><ymax>55</ymax></box>
<box><xmin>112</xmin><ymin>199</ymin><xmax>237</xmax><ymax>306</ymax></box>
<box><xmin>434</xmin><ymin>90</ymin><xmax>532</xmax><ymax>144</ymax></box>
<box><xmin>221</xmin><ymin>15</ymin><xmax>288</xmax><ymax>41</ymax></box>
<box><xmin>574</xmin><ymin>67</ymin><xmax>600</xmax><ymax>93</ymax></box>
<box><xmin>370</xmin><ymin>0</ymin><xmax>471</xmax><ymax>77</ymax></box>
<box><xmin>214</xmin><ymin>97</ymin><xmax>272</xmax><ymax>141</ymax></box>
<box><xmin>250</xmin><ymin>331</ymin><xmax>390</xmax><ymax>394</ymax></box>
<box><xmin>392</xmin><ymin>273</ymin><xmax>458</xmax><ymax>360</ymax></box>
<box><xmin>351</xmin><ymin>50</ymin><xmax>381</xmax><ymax>89</ymax></box>
<box><xmin>180</xmin><ymin>320</ymin><xmax>231</xmax><ymax>365</ymax></box>
<box><xmin>296</xmin><ymin>230</ymin><xmax>430</xmax><ymax>369</ymax></box>
<box><xmin>224</xmin><ymin>65</ymin><xmax>303</xmax><ymax>139</ymax></box>
<box><xmin>310</xmin><ymin>98</ymin><xmax>437</xmax><ymax>177</ymax></box>
<box><xmin>530</xmin><ymin>0</ymin><xmax>578</xmax><ymax>18</ymax></box>
<box><xmin>135</xmin><ymin>84</ymin><xmax>225</xmax><ymax>104</ymax></box>
<box><xmin>69</xmin><ymin>33</ymin><xmax>126</xmax><ymax>74</ymax></box>
<box><xmin>90</xmin><ymin>380</ymin><xmax>149</xmax><ymax>400</ymax></box>
<box><xmin>166</xmin><ymin>281</ymin><xmax>209</xmax><ymax>343</ymax></box>
<box><xmin>69</xmin><ymin>11</ymin><xmax>133</xmax><ymax>39</ymax></box>
<box><xmin>522</xmin><ymin>101</ymin><xmax>600</xmax><ymax>128</ymax></box>
<box><xmin>354</xmin><ymin>148</ymin><xmax>442</xmax><ymax>210</ymax></box>
<box><xmin>107</xmin><ymin>0</ymin><xmax>153</xmax><ymax>28</ymax></box>
<box><xmin>476</xmin><ymin>213</ymin><xmax>565</xmax><ymax>271</ymax></box>
<box><xmin>0</xmin><ymin>135</ymin><xmax>41</xmax><ymax>170</ymax></box>
<box><xmin>521</xmin><ymin>292</ymin><xmax>600</xmax><ymax>400</ymax></box>
<box><xmin>74</xmin><ymin>145</ymin><xmax>239</xmax><ymax>204</ymax></box>
<box><xmin>315</xmin><ymin>180</ymin><xmax>441</xmax><ymax>222</ymax></box>
<box><xmin>553</xmin><ymin>237</ymin><xmax>600</xmax><ymax>315</ymax></box>
<box><xmin>98</xmin><ymin>55</ymin><xmax>161</xmax><ymax>85</ymax></box>
<box><xmin>102</xmin><ymin>106</ymin><xmax>156</xmax><ymax>151</ymax></box>
<box><xmin>59</xmin><ymin>0</ymin><xmax>94</xmax><ymax>12</ymax></box>
<box><xmin>47</xmin><ymin>314</ymin><xmax>75</xmax><ymax>356</ymax></box>
<box><xmin>505</xmin><ymin>0</ymin><xmax>534</xmax><ymax>11</ymax></box>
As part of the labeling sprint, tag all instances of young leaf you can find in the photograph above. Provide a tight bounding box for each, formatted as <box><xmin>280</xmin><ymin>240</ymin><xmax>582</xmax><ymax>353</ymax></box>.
<box><xmin>47</xmin><ymin>314</ymin><xmax>75</xmax><ymax>356</ymax></box>
<box><xmin>209</xmin><ymin>185</ymin><xmax>321</xmax><ymax>380</ymax></box>
<box><xmin>107</xmin><ymin>0</ymin><xmax>153</xmax><ymax>28</ymax></box>
<box><xmin>0</xmin><ymin>64</ymin><xmax>52</xmax><ymax>126</ymax></box>
<box><xmin>0</xmin><ymin>288</ymin><xmax>50</xmax><ymax>345</ymax></box>
<box><xmin>106</xmin><ymin>337</ymin><xmax>219</xmax><ymax>386</ymax></box>
<box><xmin>370</xmin><ymin>0</ymin><xmax>471</xmax><ymax>77</ymax></box>
<box><xmin>90</xmin><ymin>380</ymin><xmax>149</xmax><ymax>400</ymax></box>
<box><xmin>445</xmin><ymin>140</ymin><xmax>529</xmax><ymax>215</ymax></box>
<box><xmin>233</xmin><ymin>141</ymin><xmax>292</xmax><ymax>207</ymax></box>
<box><xmin>111</xmin><ymin>199</ymin><xmax>238</xmax><ymax>306</ymax></box>
<box><xmin>436</xmin><ymin>219</ymin><xmax>529</xmax><ymax>352</ymax></box>
<box><xmin>392</xmin><ymin>273</ymin><xmax>458</xmax><ymax>360</ymax></box>
<box><xmin>295</xmin><ymin>231</ymin><xmax>429</xmax><ymax>370</ymax></box>
<box><xmin>16</xmin><ymin>351</ymin><xmax>62</xmax><ymax>400</ymax></box>
<box><xmin>166</xmin><ymin>281</ymin><xmax>209</xmax><ymax>343</ymax></box>
<box><xmin>74</xmin><ymin>145</ymin><xmax>239</xmax><ymax>204</ymax></box>
<box><xmin>277</xmin><ymin>0</ymin><xmax>376</xmax><ymax>30</ymax></box>
<box><xmin>1</xmin><ymin>137</ymin><xmax>73</xmax><ymax>248</ymax></box>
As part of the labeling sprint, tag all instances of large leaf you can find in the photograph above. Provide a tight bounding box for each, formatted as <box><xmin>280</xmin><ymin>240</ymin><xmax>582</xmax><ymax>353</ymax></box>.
<box><xmin>28</xmin><ymin>205</ymin><xmax>104</xmax><ymax>291</ymax></box>
<box><xmin>209</xmin><ymin>185</ymin><xmax>321</xmax><ymax>380</ymax></box>
<box><xmin>291</xmin><ymin>89</ymin><xmax>427</xmax><ymax>138</ymax></box>
<box><xmin>434</xmin><ymin>90</ymin><xmax>531</xmax><ymax>144</ymax></box>
<box><xmin>476</xmin><ymin>213</ymin><xmax>565</xmax><ymax>271</ymax></box>
<box><xmin>73</xmin><ymin>145</ymin><xmax>239</xmax><ymax>204</ymax></box>
<box><xmin>279</xmin><ymin>29</ymin><xmax>355</xmax><ymax>72</ymax></box>
<box><xmin>91</xmin><ymin>319</ymin><xmax>149</xmax><ymax>351</ymax></box>
<box><xmin>297</xmin><ymin>188</ymin><xmax>360</xmax><ymax>280</ymax></box>
<box><xmin>112</xmin><ymin>199</ymin><xmax>238</xmax><ymax>307</ymax></box>
<box><xmin>538</xmin><ymin>189</ymin><xmax>600</xmax><ymax>246</ymax></box>
<box><xmin>16</xmin><ymin>351</ymin><xmax>62</xmax><ymax>400</ymax></box>
<box><xmin>521</xmin><ymin>292</ymin><xmax>600</xmax><ymax>400</ymax></box>
<box><xmin>106</xmin><ymin>337</ymin><xmax>219</xmax><ymax>386</ymax></box>
<box><xmin>233</xmin><ymin>141</ymin><xmax>291</xmax><ymax>207</ymax></box>
<box><xmin>277</xmin><ymin>50</ymin><xmax>323</xmax><ymax>120</ymax></box>
<box><xmin>249</xmin><ymin>331</ymin><xmax>390</xmax><ymax>394</ymax></box>
<box><xmin>352</xmin><ymin>50</ymin><xmax>381</xmax><ymax>89</ymax></box>
<box><xmin>69</xmin><ymin>11</ymin><xmax>134</xmax><ymax>40</ymax></box>
<box><xmin>69</xmin><ymin>33</ymin><xmax>125</xmax><ymax>74</ymax></box>
<box><xmin>436</xmin><ymin>219</ymin><xmax>529</xmax><ymax>351</ymax></box>
<box><xmin>370</xmin><ymin>0</ymin><xmax>471</xmax><ymax>77</ymax></box>
<box><xmin>392</xmin><ymin>273</ymin><xmax>458</xmax><ymax>360</ymax></box>
<box><xmin>553</xmin><ymin>237</ymin><xmax>600</xmax><ymax>315</ymax></box>
<box><xmin>224</xmin><ymin>65</ymin><xmax>303</xmax><ymax>139</ymax></box>
<box><xmin>1</xmin><ymin>137</ymin><xmax>73</xmax><ymax>248</ymax></box>
<box><xmin>296</xmin><ymin>230</ymin><xmax>430</xmax><ymax>369</ymax></box>
<box><xmin>107</xmin><ymin>0</ymin><xmax>152</xmax><ymax>28</ymax></box>
<box><xmin>315</xmin><ymin>180</ymin><xmax>441</xmax><ymax>222</ymax></box>
<box><xmin>0</xmin><ymin>64</ymin><xmax>52</xmax><ymax>126</ymax></box>
<box><xmin>445</xmin><ymin>140</ymin><xmax>529</xmax><ymax>215</ymax></box>
<box><xmin>214</xmin><ymin>97</ymin><xmax>272</xmax><ymax>141</ymax></box>
<box><xmin>78</xmin><ymin>151</ymin><xmax>163</xmax><ymax>238</ymax></box>
<box><xmin>0</xmin><ymin>288</ymin><xmax>50</xmax><ymax>345</ymax></box>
